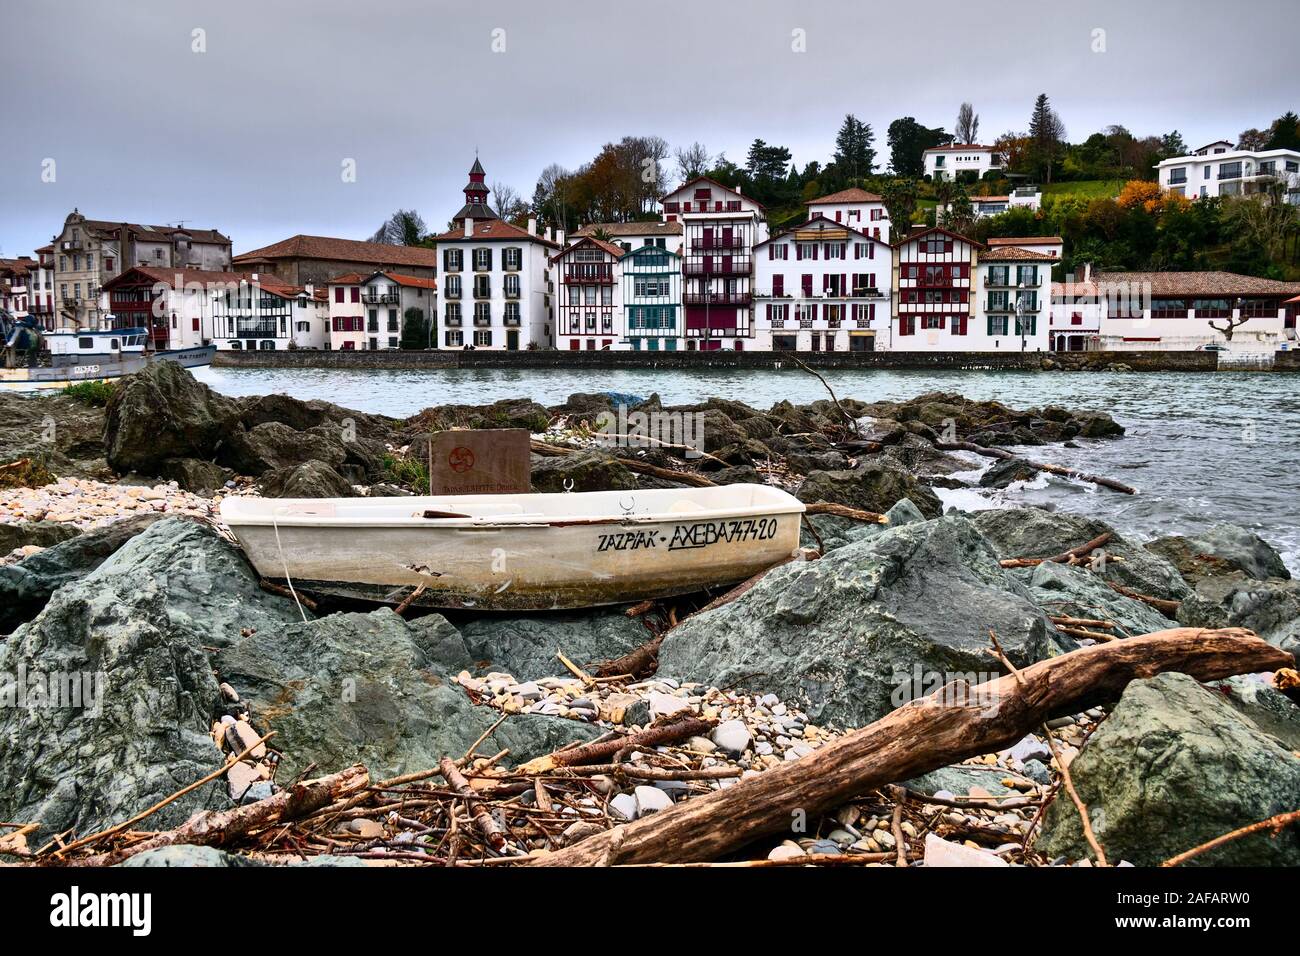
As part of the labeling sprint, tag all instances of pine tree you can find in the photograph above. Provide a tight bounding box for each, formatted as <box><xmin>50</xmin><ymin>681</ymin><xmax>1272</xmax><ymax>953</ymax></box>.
<box><xmin>834</xmin><ymin>114</ymin><xmax>876</xmax><ymax>179</ymax></box>
<box><xmin>1028</xmin><ymin>94</ymin><xmax>1065</xmax><ymax>184</ymax></box>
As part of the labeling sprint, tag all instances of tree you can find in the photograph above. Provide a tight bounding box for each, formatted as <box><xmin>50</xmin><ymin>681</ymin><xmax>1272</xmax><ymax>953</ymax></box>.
<box><xmin>1027</xmin><ymin>94</ymin><xmax>1066</xmax><ymax>183</ymax></box>
<box><xmin>939</xmin><ymin>184</ymin><xmax>975</xmax><ymax>235</ymax></box>
<box><xmin>833</xmin><ymin>114</ymin><xmax>876</xmax><ymax>178</ymax></box>
<box><xmin>1264</xmin><ymin>111</ymin><xmax>1300</xmax><ymax>151</ymax></box>
<box><xmin>955</xmin><ymin>102</ymin><xmax>980</xmax><ymax>144</ymax></box>
<box><xmin>368</xmin><ymin>209</ymin><xmax>427</xmax><ymax>246</ymax></box>
<box><xmin>674</xmin><ymin>142</ymin><xmax>713</xmax><ymax>182</ymax></box>
<box><xmin>1158</xmin><ymin>130</ymin><xmax>1187</xmax><ymax>159</ymax></box>
<box><xmin>880</xmin><ymin>177</ymin><xmax>919</xmax><ymax>232</ymax></box>
<box><xmin>399</xmin><ymin>307</ymin><xmax>431</xmax><ymax>350</ymax></box>
<box><xmin>490</xmin><ymin>182</ymin><xmax>528</xmax><ymax>223</ymax></box>
<box><xmin>887</xmin><ymin>117</ymin><xmax>951</xmax><ymax>177</ymax></box>
<box><xmin>1237</xmin><ymin>128</ymin><xmax>1271</xmax><ymax>151</ymax></box>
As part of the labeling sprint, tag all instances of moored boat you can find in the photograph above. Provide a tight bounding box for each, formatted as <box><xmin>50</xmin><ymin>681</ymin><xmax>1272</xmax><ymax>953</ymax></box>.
<box><xmin>220</xmin><ymin>484</ymin><xmax>806</xmax><ymax>611</ymax></box>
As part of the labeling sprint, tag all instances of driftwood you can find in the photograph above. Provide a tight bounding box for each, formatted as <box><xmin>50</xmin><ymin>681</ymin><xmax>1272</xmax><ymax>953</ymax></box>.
<box><xmin>1161</xmin><ymin>807</ymin><xmax>1300</xmax><ymax>867</ymax></box>
<box><xmin>803</xmin><ymin>501</ymin><xmax>889</xmax><ymax>524</ymax></box>
<box><xmin>592</xmin><ymin>633</ymin><xmax>665</xmax><ymax>678</ymax></box>
<box><xmin>73</xmin><ymin>765</ymin><xmax>370</xmax><ymax>867</ymax></box>
<box><xmin>529</xmin><ymin>440</ymin><xmax>717</xmax><ymax>488</ymax></box>
<box><xmin>438</xmin><ymin>757</ymin><xmax>506</xmax><ymax>850</ymax></box>
<box><xmin>528</xmin><ymin>628</ymin><xmax>1288</xmax><ymax>866</ymax></box>
<box><xmin>1106</xmin><ymin>581</ymin><xmax>1181</xmax><ymax>618</ymax></box>
<box><xmin>1000</xmin><ymin>532</ymin><xmax>1114</xmax><ymax>568</ymax></box>
<box><xmin>518</xmin><ymin>717</ymin><xmax>714</xmax><ymax>774</ymax></box>
<box><xmin>259</xmin><ymin>579</ymin><xmax>319</xmax><ymax>611</ymax></box>
<box><xmin>936</xmin><ymin>441</ymin><xmax>1136</xmax><ymax>495</ymax></box>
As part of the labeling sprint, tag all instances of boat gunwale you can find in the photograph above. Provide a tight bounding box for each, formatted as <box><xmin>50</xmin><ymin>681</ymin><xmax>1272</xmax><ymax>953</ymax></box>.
<box><xmin>220</xmin><ymin>501</ymin><xmax>805</xmax><ymax>531</ymax></box>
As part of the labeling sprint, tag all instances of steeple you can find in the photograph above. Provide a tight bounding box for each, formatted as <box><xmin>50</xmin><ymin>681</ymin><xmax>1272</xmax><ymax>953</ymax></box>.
<box><xmin>453</xmin><ymin>156</ymin><xmax>499</xmax><ymax>225</ymax></box>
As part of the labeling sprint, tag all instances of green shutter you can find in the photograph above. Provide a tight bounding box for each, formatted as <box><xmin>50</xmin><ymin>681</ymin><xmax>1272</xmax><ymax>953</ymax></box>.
<box><xmin>987</xmin><ymin>315</ymin><xmax>996</xmax><ymax>336</ymax></box>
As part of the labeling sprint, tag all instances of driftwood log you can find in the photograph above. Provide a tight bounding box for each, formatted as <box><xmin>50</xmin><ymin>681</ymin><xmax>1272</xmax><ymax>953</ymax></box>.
<box><xmin>529</xmin><ymin>628</ymin><xmax>1287</xmax><ymax>866</ymax></box>
<box><xmin>529</xmin><ymin>440</ymin><xmax>717</xmax><ymax>488</ymax></box>
<box><xmin>935</xmin><ymin>440</ymin><xmax>1136</xmax><ymax>495</ymax></box>
<box><xmin>72</xmin><ymin>765</ymin><xmax>370</xmax><ymax>867</ymax></box>
<box><xmin>518</xmin><ymin>717</ymin><xmax>713</xmax><ymax>774</ymax></box>
<box><xmin>1000</xmin><ymin>532</ymin><xmax>1113</xmax><ymax>569</ymax></box>
<box><xmin>1107</xmin><ymin>581</ymin><xmax>1181</xmax><ymax>618</ymax></box>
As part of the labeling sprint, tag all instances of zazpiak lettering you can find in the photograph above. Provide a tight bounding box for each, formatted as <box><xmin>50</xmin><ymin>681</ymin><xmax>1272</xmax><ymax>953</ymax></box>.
<box><xmin>596</xmin><ymin>530</ymin><xmax>662</xmax><ymax>553</ymax></box>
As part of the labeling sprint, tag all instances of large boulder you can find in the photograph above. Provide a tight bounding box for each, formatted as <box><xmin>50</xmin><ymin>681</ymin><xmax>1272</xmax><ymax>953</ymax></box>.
<box><xmin>1176</xmin><ymin>576</ymin><xmax>1300</xmax><ymax>663</ymax></box>
<box><xmin>1146</xmin><ymin>524</ymin><xmax>1290</xmax><ymax>583</ymax></box>
<box><xmin>971</xmin><ymin>508</ymin><xmax>1191</xmax><ymax>601</ymax></box>
<box><xmin>240</xmin><ymin>392</ymin><xmax>395</xmax><ymax>439</ymax></box>
<box><xmin>458</xmin><ymin>610</ymin><xmax>650</xmax><ymax>680</ymax></box>
<box><xmin>156</xmin><ymin>457</ymin><xmax>232</xmax><ymax>494</ymax></box>
<box><xmin>258</xmin><ymin>460</ymin><xmax>357</xmax><ymax>498</ymax></box>
<box><xmin>1039</xmin><ymin>673</ymin><xmax>1300</xmax><ymax>866</ymax></box>
<box><xmin>0</xmin><ymin>514</ymin><xmax>162</xmax><ymax>633</ymax></box>
<box><xmin>1019</xmin><ymin>560</ymin><xmax>1172</xmax><ymax>638</ymax></box>
<box><xmin>658</xmin><ymin>516</ymin><xmax>1069</xmax><ymax>728</ymax></box>
<box><xmin>219</xmin><ymin>421</ymin><xmax>348</xmax><ymax>476</ymax></box>
<box><xmin>411</xmin><ymin>398</ymin><xmax>551</xmax><ymax>434</ymax></box>
<box><xmin>0</xmin><ymin>520</ymin><xmax>275</xmax><ymax>836</ymax></box>
<box><xmin>800</xmin><ymin>497</ymin><xmax>927</xmax><ymax>553</ymax></box>
<box><xmin>530</xmin><ymin>451</ymin><xmax>637</xmax><ymax>493</ymax></box>
<box><xmin>0</xmin><ymin>391</ymin><xmax>108</xmax><ymax>477</ymax></box>
<box><xmin>796</xmin><ymin>460</ymin><xmax>942</xmax><ymax>519</ymax></box>
<box><xmin>104</xmin><ymin>362</ymin><xmax>241</xmax><ymax>475</ymax></box>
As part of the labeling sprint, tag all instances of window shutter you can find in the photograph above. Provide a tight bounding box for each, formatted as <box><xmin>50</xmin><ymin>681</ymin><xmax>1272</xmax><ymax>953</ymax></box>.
<box><xmin>796</xmin><ymin>245</ymin><xmax>803</xmax><ymax>261</ymax></box>
<box><xmin>987</xmin><ymin>315</ymin><xmax>996</xmax><ymax>336</ymax></box>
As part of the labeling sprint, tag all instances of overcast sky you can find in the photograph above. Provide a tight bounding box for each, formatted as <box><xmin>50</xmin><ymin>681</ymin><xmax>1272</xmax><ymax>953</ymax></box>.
<box><xmin>2</xmin><ymin>0</ymin><xmax>1295</xmax><ymax>258</ymax></box>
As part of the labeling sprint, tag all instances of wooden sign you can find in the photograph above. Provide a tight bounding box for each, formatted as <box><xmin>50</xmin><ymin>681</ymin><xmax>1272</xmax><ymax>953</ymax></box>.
<box><xmin>428</xmin><ymin>428</ymin><xmax>531</xmax><ymax>496</ymax></box>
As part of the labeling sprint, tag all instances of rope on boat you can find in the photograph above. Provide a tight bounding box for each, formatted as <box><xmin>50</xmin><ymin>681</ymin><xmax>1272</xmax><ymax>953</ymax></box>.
<box><xmin>270</xmin><ymin>509</ymin><xmax>310</xmax><ymax>624</ymax></box>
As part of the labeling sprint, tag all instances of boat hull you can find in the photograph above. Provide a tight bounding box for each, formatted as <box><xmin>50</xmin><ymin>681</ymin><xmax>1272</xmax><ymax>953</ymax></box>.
<box><xmin>0</xmin><ymin>345</ymin><xmax>216</xmax><ymax>391</ymax></box>
<box><xmin>223</xmin><ymin>488</ymin><xmax>806</xmax><ymax>611</ymax></box>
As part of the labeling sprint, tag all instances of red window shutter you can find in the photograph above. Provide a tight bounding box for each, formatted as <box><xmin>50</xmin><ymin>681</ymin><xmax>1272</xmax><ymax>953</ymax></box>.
<box><xmin>773</xmin><ymin>275</ymin><xmax>784</xmax><ymax>295</ymax></box>
<box><xmin>944</xmin><ymin>239</ymin><xmax>953</xmax><ymax>253</ymax></box>
<box><xmin>351</xmin><ymin>288</ymin><xmax>359</xmax><ymax>302</ymax></box>
<box><xmin>869</xmin><ymin>303</ymin><xmax>876</xmax><ymax>320</ymax></box>
<box><xmin>796</xmin><ymin>245</ymin><xmax>803</xmax><ymax>261</ymax></box>
<box><xmin>334</xmin><ymin>288</ymin><xmax>343</xmax><ymax>303</ymax></box>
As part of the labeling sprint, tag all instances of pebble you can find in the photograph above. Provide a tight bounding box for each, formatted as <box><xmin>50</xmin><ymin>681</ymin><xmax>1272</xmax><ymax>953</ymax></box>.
<box><xmin>767</xmin><ymin>842</ymin><xmax>805</xmax><ymax>861</ymax></box>
<box><xmin>561</xmin><ymin>821</ymin><xmax>605</xmax><ymax>844</ymax></box>
<box><xmin>609</xmin><ymin>793</ymin><xmax>638</xmax><ymax>821</ymax></box>
<box><xmin>647</xmin><ymin>691</ymin><xmax>692</xmax><ymax>720</ymax></box>
<box><xmin>710</xmin><ymin>719</ymin><xmax>752</xmax><ymax>755</ymax></box>
<box><xmin>633</xmin><ymin>785</ymin><xmax>673</xmax><ymax>815</ymax></box>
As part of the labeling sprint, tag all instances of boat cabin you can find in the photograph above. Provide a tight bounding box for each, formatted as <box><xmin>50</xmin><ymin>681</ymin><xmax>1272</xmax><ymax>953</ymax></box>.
<box><xmin>44</xmin><ymin>327</ymin><xmax>149</xmax><ymax>365</ymax></box>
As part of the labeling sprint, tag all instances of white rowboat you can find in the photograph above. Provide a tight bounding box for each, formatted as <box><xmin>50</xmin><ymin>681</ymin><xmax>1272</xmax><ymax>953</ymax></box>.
<box><xmin>220</xmin><ymin>484</ymin><xmax>806</xmax><ymax>611</ymax></box>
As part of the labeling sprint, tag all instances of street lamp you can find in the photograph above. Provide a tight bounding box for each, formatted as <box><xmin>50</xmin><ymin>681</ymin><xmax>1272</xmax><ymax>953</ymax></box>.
<box><xmin>1015</xmin><ymin>280</ymin><xmax>1027</xmax><ymax>352</ymax></box>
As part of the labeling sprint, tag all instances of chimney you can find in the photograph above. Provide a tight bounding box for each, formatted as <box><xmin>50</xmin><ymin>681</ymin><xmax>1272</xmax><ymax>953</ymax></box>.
<box><xmin>527</xmin><ymin>216</ymin><xmax>537</xmax><ymax>236</ymax></box>
<box><xmin>1083</xmin><ymin>262</ymin><xmax>1092</xmax><ymax>283</ymax></box>
<box><xmin>465</xmin><ymin>217</ymin><xmax>474</xmax><ymax>238</ymax></box>
<box><xmin>545</xmin><ymin>226</ymin><xmax>553</xmax><ymax>242</ymax></box>
<box><xmin>557</xmin><ymin>229</ymin><xmax>566</xmax><ymax>246</ymax></box>
<box><xmin>252</xmin><ymin>272</ymin><xmax>259</xmax><ymax>283</ymax></box>
<box><xmin>736</xmin><ymin>183</ymin><xmax>742</xmax><ymax>195</ymax></box>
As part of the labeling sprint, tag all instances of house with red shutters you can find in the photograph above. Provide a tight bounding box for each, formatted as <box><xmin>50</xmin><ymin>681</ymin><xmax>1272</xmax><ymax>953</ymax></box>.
<box><xmin>753</xmin><ymin>215</ymin><xmax>891</xmax><ymax>352</ymax></box>
<box><xmin>660</xmin><ymin>177</ymin><xmax>768</xmax><ymax>350</ymax></box>
<box><xmin>551</xmin><ymin>236</ymin><xmax>626</xmax><ymax>350</ymax></box>
<box><xmin>803</xmin><ymin>187</ymin><xmax>891</xmax><ymax>243</ymax></box>
<box><xmin>890</xmin><ymin>227</ymin><xmax>1056</xmax><ymax>351</ymax></box>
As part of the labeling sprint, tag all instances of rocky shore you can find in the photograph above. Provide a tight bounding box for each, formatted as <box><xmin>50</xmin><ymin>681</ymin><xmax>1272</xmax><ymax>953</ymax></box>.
<box><xmin>0</xmin><ymin>364</ymin><xmax>1296</xmax><ymax>868</ymax></box>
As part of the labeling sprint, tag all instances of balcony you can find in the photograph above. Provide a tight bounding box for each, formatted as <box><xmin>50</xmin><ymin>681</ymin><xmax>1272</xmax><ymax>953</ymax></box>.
<box><xmin>444</xmin><ymin>315</ymin><xmax>462</xmax><ymax>327</ymax></box>
<box><xmin>444</xmin><ymin>287</ymin><xmax>461</xmax><ymax>300</ymax></box>
<box><xmin>692</xmin><ymin>237</ymin><xmax>748</xmax><ymax>252</ymax></box>
<box><xmin>562</xmin><ymin>265</ymin><xmax>613</xmax><ymax>284</ymax></box>
<box><xmin>234</xmin><ymin>322</ymin><xmax>278</xmax><ymax>339</ymax></box>
<box><xmin>504</xmin><ymin>286</ymin><xmax>521</xmax><ymax>299</ymax></box>
<box><xmin>504</xmin><ymin>314</ymin><xmax>521</xmax><ymax>327</ymax></box>
<box><xmin>683</xmin><ymin>292</ymin><xmax>751</xmax><ymax>306</ymax></box>
<box><xmin>684</xmin><ymin>259</ymin><xmax>750</xmax><ymax>276</ymax></box>
<box><xmin>474</xmin><ymin>315</ymin><xmax>491</xmax><ymax>327</ymax></box>
<box><xmin>473</xmin><ymin>285</ymin><xmax>492</xmax><ymax>300</ymax></box>
<box><xmin>363</xmin><ymin>292</ymin><xmax>399</xmax><ymax>304</ymax></box>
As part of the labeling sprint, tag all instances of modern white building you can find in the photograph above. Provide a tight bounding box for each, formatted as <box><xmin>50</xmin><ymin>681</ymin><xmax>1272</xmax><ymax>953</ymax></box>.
<box><xmin>753</xmin><ymin>215</ymin><xmax>891</xmax><ymax>352</ymax></box>
<box><xmin>1156</xmin><ymin>143</ymin><xmax>1300</xmax><ymax>203</ymax></box>
<box><xmin>1050</xmin><ymin>267</ymin><xmax>1102</xmax><ymax>352</ymax></box>
<box><xmin>552</xmin><ymin>237</ymin><xmax>625</xmax><ymax>351</ymax></box>
<box><xmin>987</xmin><ymin>236</ymin><xmax>1063</xmax><ymax>259</ymax></box>
<box><xmin>429</xmin><ymin>158</ymin><xmax>559</xmax><ymax>350</ymax></box>
<box><xmin>803</xmin><ymin>188</ymin><xmax>891</xmax><ymax>243</ymax></box>
<box><xmin>1091</xmin><ymin>271</ymin><xmax>1300</xmax><ymax>351</ymax></box>
<box><xmin>661</xmin><ymin>176</ymin><xmax>768</xmax><ymax>350</ymax></box>
<box><xmin>923</xmin><ymin>145</ymin><xmax>1003</xmax><ymax>182</ymax></box>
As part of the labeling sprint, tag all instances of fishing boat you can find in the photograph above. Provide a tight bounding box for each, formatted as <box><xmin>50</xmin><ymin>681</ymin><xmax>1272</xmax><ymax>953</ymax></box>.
<box><xmin>220</xmin><ymin>485</ymin><xmax>806</xmax><ymax>611</ymax></box>
<box><xmin>1</xmin><ymin>319</ymin><xmax>216</xmax><ymax>391</ymax></box>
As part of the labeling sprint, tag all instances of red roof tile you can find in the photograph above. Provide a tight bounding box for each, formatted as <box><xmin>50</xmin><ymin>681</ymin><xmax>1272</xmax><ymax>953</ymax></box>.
<box><xmin>234</xmin><ymin>234</ymin><xmax>440</xmax><ymax>268</ymax></box>
<box><xmin>806</xmin><ymin>187</ymin><xmax>883</xmax><ymax>205</ymax></box>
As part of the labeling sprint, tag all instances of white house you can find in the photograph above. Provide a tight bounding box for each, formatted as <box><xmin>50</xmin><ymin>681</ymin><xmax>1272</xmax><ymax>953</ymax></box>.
<box><xmin>1156</xmin><ymin>144</ymin><xmax>1300</xmax><ymax>203</ymax></box>
<box><xmin>429</xmin><ymin>158</ymin><xmax>558</xmax><ymax>350</ymax></box>
<box><xmin>889</xmin><ymin>228</ymin><xmax>1055</xmax><ymax>352</ymax></box>
<box><xmin>1050</xmin><ymin>267</ymin><xmax>1102</xmax><ymax>352</ymax></box>
<box><xmin>803</xmin><ymin>188</ymin><xmax>891</xmax><ymax>243</ymax></box>
<box><xmin>326</xmin><ymin>273</ymin><xmax>367</xmax><ymax>351</ymax></box>
<box><xmin>962</xmin><ymin>189</ymin><xmax>1042</xmax><ymax>218</ymax></box>
<box><xmin>323</xmin><ymin>271</ymin><xmax>434</xmax><ymax>351</ymax></box>
<box><xmin>552</xmin><ymin>237</ymin><xmax>625</xmax><ymax>351</ymax></box>
<box><xmin>987</xmin><ymin>236</ymin><xmax>1064</xmax><ymax>259</ymax></box>
<box><xmin>923</xmin><ymin>145</ymin><xmax>1003</xmax><ymax>182</ymax></box>
<box><xmin>213</xmin><ymin>274</ymin><xmax>329</xmax><ymax>351</ymax></box>
<box><xmin>660</xmin><ymin>176</ymin><xmax>768</xmax><ymax>350</ymax></box>
<box><xmin>753</xmin><ymin>215</ymin><xmax>891</xmax><ymax>353</ymax></box>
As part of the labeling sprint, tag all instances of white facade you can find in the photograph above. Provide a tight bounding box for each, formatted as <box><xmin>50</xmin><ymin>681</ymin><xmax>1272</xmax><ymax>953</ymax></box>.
<box><xmin>753</xmin><ymin>216</ymin><xmax>890</xmax><ymax>352</ymax></box>
<box><xmin>213</xmin><ymin>277</ymin><xmax>327</xmax><ymax>352</ymax></box>
<box><xmin>620</xmin><ymin>245</ymin><xmax>683</xmax><ymax>351</ymax></box>
<box><xmin>436</xmin><ymin>218</ymin><xmax>556</xmax><ymax>350</ymax></box>
<box><xmin>924</xmin><ymin>145</ymin><xmax>1002</xmax><ymax>182</ymax></box>
<box><xmin>804</xmin><ymin>188</ymin><xmax>891</xmax><ymax>243</ymax></box>
<box><xmin>1156</xmin><ymin>147</ymin><xmax>1300</xmax><ymax>203</ymax></box>
<box><xmin>1050</xmin><ymin>272</ymin><xmax>1102</xmax><ymax>351</ymax></box>
<box><xmin>661</xmin><ymin>177</ymin><xmax>768</xmax><ymax>350</ymax></box>
<box><xmin>554</xmin><ymin>237</ymin><xmax>623</xmax><ymax>351</ymax></box>
<box><xmin>963</xmin><ymin>189</ymin><xmax>1042</xmax><ymax>218</ymax></box>
<box><xmin>570</xmin><ymin>222</ymin><xmax>683</xmax><ymax>256</ymax></box>
<box><xmin>987</xmin><ymin>236</ymin><xmax>1063</xmax><ymax>259</ymax></box>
